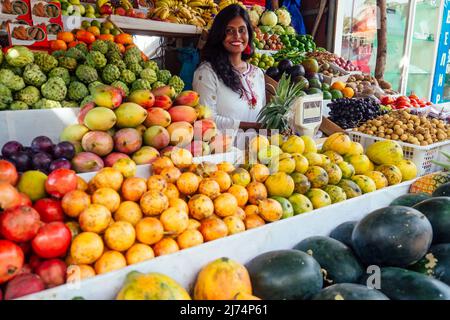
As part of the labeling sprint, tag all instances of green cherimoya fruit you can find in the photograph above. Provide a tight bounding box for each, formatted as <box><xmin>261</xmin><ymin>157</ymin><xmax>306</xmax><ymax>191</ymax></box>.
<box><xmin>107</xmin><ymin>41</ymin><xmax>121</xmax><ymax>54</ymax></box>
<box><xmin>61</xmin><ymin>100</ymin><xmax>79</xmax><ymax>108</ymax></box>
<box><xmin>52</xmin><ymin>50</ymin><xmax>66</xmax><ymax>59</ymax></box>
<box><xmin>0</xmin><ymin>83</ymin><xmax>13</xmax><ymax>105</ymax></box>
<box><xmin>168</xmin><ymin>75</ymin><xmax>184</xmax><ymax>94</ymax></box>
<box><xmin>76</xmin><ymin>64</ymin><xmax>99</xmax><ymax>84</ymax></box>
<box><xmin>141</xmin><ymin>60</ymin><xmax>158</xmax><ymax>71</ymax></box>
<box><xmin>86</xmin><ymin>51</ymin><xmax>107</xmax><ymax>69</ymax></box>
<box><xmin>23</xmin><ymin>64</ymin><xmax>47</xmax><ymax>87</ymax></box>
<box><xmin>10</xmin><ymin>101</ymin><xmax>28</xmax><ymax>110</ymax></box>
<box><xmin>114</xmin><ymin>60</ymin><xmax>127</xmax><ymax>72</ymax></box>
<box><xmin>157</xmin><ymin>69</ymin><xmax>172</xmax><ymax>84</ymax></box>
<box><xmin>0</xmin><ymin>102</ymin><xmax>7</xmax><ymax>110</ymax></box>
<box><xmin>80</xmin><ymin>95</ymin><xmax>94</xmax><ymax>108</ymax></box>
<box><xmin>91</xmin><ymin>40</ymin><xmax>109</xmax><ymax>55</ymax></box>
<box><xmin>106</xmin><ymin>50</ymin><xmax>122</xmax><ymax>63</ymax></box>
<box><xmin>88</xmin><ymin>81</ymin><xmax>104</xmax><ymax>94</ymax></box>
<box><xmin>33</xmin><ymin>98</ymin><xmax>62</xmax><ymax>109</ymax></box>
<box><xmin>16</xmin><ymin>86</ymin><xmax>40</xmax><ymax>106</ymax></box>
<box><xmin>75</xmin><ymin>43</ymin><xmax>89</xmax><ymax>55</ymax></box>
<box><xmin>49</xmin><ymin>67</ymin><xmax>70</xmax><ymax>85</ymax></box>
<box><xmin>111</xmin><ymin>80</ymin><xmax>129</xmax><ymax>97</ymax></box>
<box><xmin>120</xmin><ymin>69</ymin><xmax>136</xmax><ymax>84</ymax></box>
<box><xmin>65</xmin><ymin>47</ymin><xmax>86</xmax><ymax>62</ymax></box>
<box><xmin>33</xmin><ymin>52</ymin><xmax>58</xmax><ymax>73</ymax></box>
<box><xmin>0</xmin><ymin>69</ymin><xmax>25</xmax><ymax>91</ymax></box>
<box><xmin>68</xmin><ymin>81</ymin><xmax>89</xmax><ymax>101</ymax></box>
<box><xmin>123</xmin><ymin>47</ymin><xmax>142</xmax><ymax>65</ymax></box>
<box><xmin>41</xmin><ymin>77</ymin><xmax>67</xmax><ymax>101</ymax></box>
<box><xmin>152</xmin><ymin>81</ymin><xmax>166</xmax><ymax>89</ymax></box>
<box><xmin>5</xmin><ymin>46</ymin><xmax>34</xmax><ymax>67</ymax></box>
<box><xmin>102</xmin><ymin>64</ymin><xmax>120</xmax><ymax>84</ymax></box>
<box><xmin>131</xmin><ymin>79</ymin><xmax>152</xmax><ymax>91</ymax></box>
<box><xmin>127</xmin><ymin>63</ymin><xmax>143</xmax><ymax>76</ymax></box>
<box><xmin>140</xmin><ymin>68</ymin><xmax>157</xmax><ymax>84</ymax></box>
<box><xmin>58</xmin><ymin>57</ymin><xmax>78</xmax><ymax>72</ymax></box>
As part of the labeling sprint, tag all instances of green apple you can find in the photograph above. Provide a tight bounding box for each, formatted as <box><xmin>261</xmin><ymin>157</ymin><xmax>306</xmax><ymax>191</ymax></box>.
<box><xmin>69</xmin><ymin>0</ymin><xmax>80</xmax><ymax>5</ymax></box>
<box><xmin>76</xmin><ymin>4</ymin><xmax>85</xmax><ymax>15</ymax></box>
<box><xmin>85</xmin><ymin>13</ymin><xmax>96</xmax><ymax>18</ymax></box>
<box><xmin>85</xmin><ymin>4</ymin><xmax>95</xmax><ymax>14</ymax></box>
<box><xmin>61</xmin><ymin>9</ymin><xmax>68</xmax><ymax>15</ymax></box>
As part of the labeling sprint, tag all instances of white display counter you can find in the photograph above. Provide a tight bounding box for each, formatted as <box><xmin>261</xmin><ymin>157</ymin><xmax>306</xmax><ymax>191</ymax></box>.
<box><xmin>21</xmin><ymin>180</ymin><xmax>413</xmax><ymax>300</ymax></box>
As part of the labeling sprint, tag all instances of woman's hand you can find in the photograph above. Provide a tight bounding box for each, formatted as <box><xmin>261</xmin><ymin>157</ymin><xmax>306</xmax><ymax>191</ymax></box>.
<box><xmin>239</xmin><ymin>121</ymin><xmax>263</xmax><ymax>130</ymax></box>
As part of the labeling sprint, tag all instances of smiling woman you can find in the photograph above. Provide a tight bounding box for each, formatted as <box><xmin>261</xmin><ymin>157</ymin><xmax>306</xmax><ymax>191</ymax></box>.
<box><xmin>193</xmin><ymin>4</ymin><xmax>266</xmax><ymax>133</ymax></box>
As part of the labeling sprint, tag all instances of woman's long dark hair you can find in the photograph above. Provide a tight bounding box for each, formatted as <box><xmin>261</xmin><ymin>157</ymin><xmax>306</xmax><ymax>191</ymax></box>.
<box><xmin>202</xmin><ymin>4</ymin><xmax>254</xmax><ymax>97</ymax></box>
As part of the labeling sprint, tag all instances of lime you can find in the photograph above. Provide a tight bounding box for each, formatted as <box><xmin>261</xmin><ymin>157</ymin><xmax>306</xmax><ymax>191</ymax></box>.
<box><xmin>258</xmin><ymin>42</ymin><xmax>264</xmax><ymax>50</ymax></box>
<box><xmin>91</xmin><ymin>20</ymin><xmax>101</xmax><ymax>28</ymax></box>
<box><xmin>102</xmin><ymin>21</ymin><xmax>114</xmax><ymax>30</ymax></box>
<box><xmin>330</xmin><ymin>89</ymin><xmax>344</xmax><ymax>99</ymax></box>
<box><xmin>101</xmin><ymin>28</ymin><xmax>110</xmax><ymax>35</ymax></box>
<box><xmin>258</xmin><ymin>61</ymin><xmax>266</xmax><ymax>69</ymax></box>
<box><xmin>323</xmin><ymin>91</ymin><xmax>332</xmax><ymax>100</ymax></box>
<box><xmin>111</xmin><ymin>29</ymin><xmax>121</xmax><ymax>36</ymax></box>
<box><xmin>17</xmin><ymin>170</ymin><xmax>48</xmax><ymax>201</ymax></box>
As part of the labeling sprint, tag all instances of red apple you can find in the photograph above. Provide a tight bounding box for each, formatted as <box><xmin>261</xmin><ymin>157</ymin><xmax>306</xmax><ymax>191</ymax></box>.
<box><xmin>115</xmin><ymin>7</ymin><xmax>126</xmax><ymax>16</ymax></box>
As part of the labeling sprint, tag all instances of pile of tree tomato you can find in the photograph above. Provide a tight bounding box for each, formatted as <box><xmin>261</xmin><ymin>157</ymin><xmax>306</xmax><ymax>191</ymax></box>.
<box><xmin>0</xmin><ymin>160</ymin><xmax>77</xmax><ymax>300</ymax></box>
<box><xmin>380</xmin><ymin>94</ymin><xmax>432</xmax><ymax>110</ymax></box>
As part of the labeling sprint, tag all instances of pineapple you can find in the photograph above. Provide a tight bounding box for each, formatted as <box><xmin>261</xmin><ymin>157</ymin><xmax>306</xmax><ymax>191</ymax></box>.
<box><xmin>257</xmin><ymin>73</ymin><xmax>308</xmax><ymax>134</ymax></box>
<box><xmin>409</xmin><ymin>171</ymin><xmax>450</xmax><ymax>194</ymax></box>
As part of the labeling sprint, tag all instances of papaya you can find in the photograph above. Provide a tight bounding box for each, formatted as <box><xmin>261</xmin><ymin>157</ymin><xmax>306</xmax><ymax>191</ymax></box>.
<box><xmin>290</xmin><ymin>172</ymin><xmax>311</xmax><ymax>194</ymax></box>
<box><xmin>193</xmin><ymin>257</ymin><xmax>252</xmax><ymax>300</ymax></box>
<box><xmin>116</xmin><ymin>271</ymin><xmax>191</xmax><ymax>300</ymax></box>
<box><xmin>322</xmin><ymin>163</ymin><xmax>343</xmax><ymax>185</ymax></box>
<box><xmin>270</xmin><ymin>196</ymin><xmax>294</xmax><ymax>219</ymax></box>
<box><xmin>323</xmin><ymin>185</ymin><xmax>347</xmax><ymax>204</ymax></box>
<box><xmin>305</xmin><ymin>166</ymin><xmax>329</xmax><ymax>188</ymax></box>
<box><xmin>366</xmin><ymin>140</ymin><xmax>404</xmax><ymax>165</ymax></box>
<box><xmin>345</xmin><ymin>154</ymin><xmax>371</xmax><ymax>175</ymax></box>
<box><xmin>337</xmin><ymin>179</ymin><xmax>362</xmax><ymax>199</ymax></box>
<box><xmin>337</xmin><ymin>161</ymin><xmax>355</xmax><ymax>179</ymax></box>
<box><xmin>305</xmin><ymin>188</ymin><xmax>332</xmax><ymax>209</ymax></box>
<box><xmin>351</xmin><ymin>175</ymin><xmax>377</xmax><ymax>194</ymax></box>
<box><xmin>288</xmin><ymin>193</ymin><xmax>314</xmax><ymax>215</ymax></box>
<box><xmin>345</xmin><ymin>142</ymin><xmax>364</xmax><ymax>156</ymax></box>
<box><xmin>322</xmin><ymin>150</ymin><xmax>344</xmax><ymax>164</ymax></box>
<box><xmin>322</xmin><ymin>132</ymin><xmax>352</xmax><ymax>155</ymax></box>
<box><xmin>395</xmin><ymin>159</ymin><xmax>417</xmax><ymax>181</ymax></box>
<box><xmin>376</xmin><ymin>165</ymin><xmax>402</xmax><ymax>185</ymax></box>
<box><xmin>365</xmin><ymin>171</ymin><xmax>388</xmax><ymax>190</ymax></box>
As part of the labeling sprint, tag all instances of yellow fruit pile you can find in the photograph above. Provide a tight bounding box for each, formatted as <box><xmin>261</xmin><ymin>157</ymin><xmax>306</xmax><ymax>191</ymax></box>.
<box><xmin>151</xmin><ymin>0</ymin><xmax>219</xmax><ymax>28</ymax></box>
<box><xmin>63</xmin><ymin>132</ymin><xmax>417</xmax><ymax>282</ymax></box>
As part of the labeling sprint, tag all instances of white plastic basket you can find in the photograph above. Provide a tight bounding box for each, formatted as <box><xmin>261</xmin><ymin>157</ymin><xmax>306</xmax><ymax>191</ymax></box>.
<box><xmin>349</xmin><ymin>131</ymin><xmax>450</xmax><ymax>176</ymax></box>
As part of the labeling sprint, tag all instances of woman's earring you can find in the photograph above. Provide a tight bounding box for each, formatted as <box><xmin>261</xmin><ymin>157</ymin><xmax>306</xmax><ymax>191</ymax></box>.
<box><xmin>244</xmin><ymin>44</ymin><xmax>251</xmax><ymax>55</ymax></box>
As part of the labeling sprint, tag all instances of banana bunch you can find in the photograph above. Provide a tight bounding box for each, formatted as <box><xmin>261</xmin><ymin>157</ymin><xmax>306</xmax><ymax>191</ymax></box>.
<box><xmin>120</xmin><ymin>0</ymin><xmax>133</xmax><ymax>10</ymax></box>
<box><xmin>218</xmin><ymin>0</ymin><xmax>246</xmax><ymax>12</ymax></box>
<box><xmin>152</xmin><ymin>0</ymin><xmax>218</xmax><ymax>28</ymax></box>
<box><xmin>96</xmin><ymin>0</ymin><xmax>110</xmax><ymax>10</ymax></box>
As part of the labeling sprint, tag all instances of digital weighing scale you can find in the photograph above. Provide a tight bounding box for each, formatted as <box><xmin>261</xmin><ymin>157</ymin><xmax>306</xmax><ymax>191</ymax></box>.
<box><xmin>292</xmin><ymin>93</ymin><xmax>323</xmax><ymax>137</ymax></box>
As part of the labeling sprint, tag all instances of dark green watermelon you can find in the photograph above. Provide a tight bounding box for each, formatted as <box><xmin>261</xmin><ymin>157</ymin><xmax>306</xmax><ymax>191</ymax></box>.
<box><xmin>312</xmin><ymin>283</ymin><xmax>389</xmax><ymax>300</ymax></box>
<box><xmin>246</xmin><ymin>250</ymin><xmax>323</xmax><ymax>300</ymax></box>
<box><xmin>329</xmin><ymin>221</ymin><xmax>357</xmax><ymax>249</ymax></box>
<box><xmin>410</xmin><ymin>243</ymin><xmax>450</xmax><ymax>286</ymax></box>
<box><xmin>369</xmin><ymin>267</ymin><xmax>450</xmax><ymax>300</ymax></box>
<box><xmin>413</xmin><ymin>197</ymin><xmax>450</xmax><ymax>244</ymax></box>
<box><xmin>293</xmin><ymin>236</ymin><xmax>363</xmax><ymax>285</ymax></box>
<box><xmin>352</xmin><ymin>206</ymin><xmax>433</xmax><ymax>267</ymax></box>
<box><xmin>389</xmin><ymin>193</ymin><xmax>431</xmax><ymax>207</ymax></box>
<box><xmin>433</xmin><ymin>182</ymin><xmax>450</xmax><ymax>197</ymax></box>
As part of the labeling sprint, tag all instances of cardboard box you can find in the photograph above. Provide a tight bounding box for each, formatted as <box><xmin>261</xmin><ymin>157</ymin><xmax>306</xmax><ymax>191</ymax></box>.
<box><xmin>1</xmin><ymin>0</ymin><xmax>32</xmax><ymax>24</ymax></box>
<box><xmin>321</xmin><ymin>63</ymin><xmax>350</xmax><ymax>85</ymax></box>
<box><xmin>30</xmin><ymin>1</ymin><xmax>62</xmax><ymax>39</ymax></box>
<box><xmin>7</xmin><ymin>21</ymin><xmax>48</xmax><ymax>47</ymax></box>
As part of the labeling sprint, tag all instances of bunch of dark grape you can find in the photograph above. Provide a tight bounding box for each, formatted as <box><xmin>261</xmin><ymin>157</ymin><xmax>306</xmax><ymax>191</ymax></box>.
<box><xmin>328</xmin><ymin>97</ymin><xmax>388</xmax><ymax>129</ymax></box>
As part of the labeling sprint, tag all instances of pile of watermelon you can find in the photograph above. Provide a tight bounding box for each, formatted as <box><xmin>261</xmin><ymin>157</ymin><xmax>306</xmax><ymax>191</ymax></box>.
<box><xmin>244</xmin><ymin>181</ymin><xmax>450</xmax><ymax>300</ymax></box>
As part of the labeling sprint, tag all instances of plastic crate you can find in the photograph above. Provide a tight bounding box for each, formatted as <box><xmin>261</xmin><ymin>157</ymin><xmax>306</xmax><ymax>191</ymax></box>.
<box><xmin>349</xmin><ymin>131</ymin><xmax>450</xmax><ymax>176</ymax></box>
